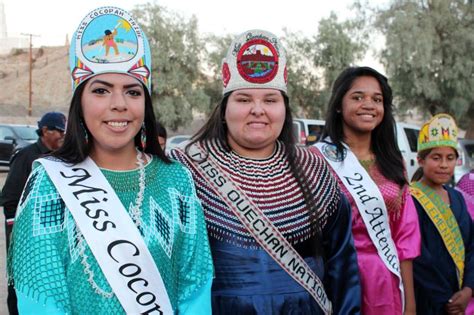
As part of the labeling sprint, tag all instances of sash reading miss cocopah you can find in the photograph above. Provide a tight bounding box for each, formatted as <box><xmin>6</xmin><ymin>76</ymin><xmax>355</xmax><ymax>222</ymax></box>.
<box><xmin>314</xmin><ymin>141</ymin><xmax>404</xmax><ymax>309</ymax></box>
<box><xmin>38</xmin><ymin>157</ymin><xmax>173</xmax><ymax>315</ymax></box>
<box><xmin>178</xmin><ymin>144</ymin><xmax>332</xmax><ymax>315</ymax></box>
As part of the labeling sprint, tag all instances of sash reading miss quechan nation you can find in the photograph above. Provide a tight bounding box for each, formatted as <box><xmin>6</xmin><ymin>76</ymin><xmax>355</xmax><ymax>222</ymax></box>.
<box><xmin>178</xmin><ymin>143</ymin><xmax>333</xmax><ymax>315</ymax></box>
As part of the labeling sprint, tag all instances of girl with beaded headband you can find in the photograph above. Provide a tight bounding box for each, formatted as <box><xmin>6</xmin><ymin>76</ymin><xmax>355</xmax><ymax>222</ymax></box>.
<box><xmin>8</xmin><ymin>6</ymin><xmax>213</xmax><ymax>314</ymax></box>
<box><xmin>410</xmin><ymin>113</ymin><xmax>474</xmax><ymax>314</ymax></box>
<box><xmin>313</xmin><ymin>66</ymin><xmax>421</xmax><ymax>315</ymax></box>
<box><xmin>171</xmin><ymin>29</ymin><xmax>361</xmax><ymax>314</ymax></box>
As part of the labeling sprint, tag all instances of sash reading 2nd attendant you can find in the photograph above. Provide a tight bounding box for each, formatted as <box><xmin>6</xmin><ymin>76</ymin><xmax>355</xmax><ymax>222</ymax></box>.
<box><xmin>38</xmin><ymin>157</ymin><xmax>173</xmax><ymax>315</ymax></box>
<box><xmin>314</xmin><ymin>140</ymin><xmax>404</xmax><ymax>309</ymax></box>
<box><xmin>178</xmin><ymin>143</ymin><xmax>332</xmax><ymax>315</ymax></box>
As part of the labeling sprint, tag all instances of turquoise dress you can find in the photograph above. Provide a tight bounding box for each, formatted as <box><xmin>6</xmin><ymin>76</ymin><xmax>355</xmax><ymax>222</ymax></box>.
<box><xmin>8</xmin><ymin>157</ymin><xmax>214</xmax><ymax>314</ymax></box>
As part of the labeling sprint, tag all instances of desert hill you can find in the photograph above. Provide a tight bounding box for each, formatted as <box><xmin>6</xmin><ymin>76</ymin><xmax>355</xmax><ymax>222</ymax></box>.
<box><xmin>0</xmin><ymin>46</ymin><xmax>71</xmax><ymax>123</ymax></box>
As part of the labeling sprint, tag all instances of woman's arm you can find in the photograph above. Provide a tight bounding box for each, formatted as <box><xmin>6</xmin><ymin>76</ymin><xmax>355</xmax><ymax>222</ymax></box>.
<box><xmin>9</xmin><ymin>165</ymin><xmax>70</xmax><ymax>314</ymax></box>
<box><xmin>323</xmin><ymin>193</ymin><xmax>361</xmax><ymax>315</ymax></box>
<box><xmin>400</xmin><ymin>260</ymin><xmax>416</xmax><ymax>314</ymax></box>
<box><xmin>175</xmin><ymin>166</ymin><xmax>214</xmax><ymax>315</ymax></box>
<box><xmin>17</xmin><ymin>291</ymin><xmax>65</xmax><ymax>315</ymax></box>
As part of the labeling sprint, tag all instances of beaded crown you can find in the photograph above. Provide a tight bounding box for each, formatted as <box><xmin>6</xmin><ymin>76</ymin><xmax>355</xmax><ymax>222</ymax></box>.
<box><xmin>418</xmin><ymin>113</ymin><xmax>458</xmax><ymax>152</ymax></box>
<box><xmin>221</xmin><ymin>29</ymin><xmax>287</xmax><ymax>95</ymax></box>
<box><xmin>69</xmin><ymin>7</ymin><xmax>152</xmax><ymax>94</ymax></box>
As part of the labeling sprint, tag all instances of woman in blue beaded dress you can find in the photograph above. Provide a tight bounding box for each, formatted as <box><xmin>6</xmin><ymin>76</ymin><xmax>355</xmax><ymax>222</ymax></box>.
<box><xmin>8</xmin><ymin>7</ymin><xmax>213</xmax><ymax>315</ymax></box>
<box><xmin>170</xmin><ymin>29</ymin><xmax>361</xmax><ymax>315</ymax></box>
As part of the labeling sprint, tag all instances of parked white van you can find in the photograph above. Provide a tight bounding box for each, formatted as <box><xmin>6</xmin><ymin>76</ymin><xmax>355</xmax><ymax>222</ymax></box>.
<box><xmin>395</xmin><ymin>122</ymin><xmax>421</xmax><ymax>181</ymax></box>
<box><xmin>293</xmin><ymin>118</ymin><xmax>421</xmax><ymax>180</ymax></box>
<box><xmin>293</xmin><ymin>118</ymin><xmax>325</xmax><ymax>146</ymax></box>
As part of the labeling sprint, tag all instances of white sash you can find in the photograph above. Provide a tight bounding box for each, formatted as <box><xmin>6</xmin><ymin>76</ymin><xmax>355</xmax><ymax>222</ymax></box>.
<box><xmin>314</xmin><ymin>141</ymin><xmax>404</xmax><ymax>309</ymax></box>
<box><xmin>178</xmin><ymin>144</ymin><xmax>332</xmax><ymax>315</ymax></box>
<box><xmin>38</xmin><ymin>157</ymin><xmax>173</xmax><ymax>315</ymax></box>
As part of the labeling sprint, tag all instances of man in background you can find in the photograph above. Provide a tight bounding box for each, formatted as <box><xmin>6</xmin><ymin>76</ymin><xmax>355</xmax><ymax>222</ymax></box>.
<box><xmin>1</xmin><ymin>111</ymin><xmax>66</xmax><ymax>315</ymax></box>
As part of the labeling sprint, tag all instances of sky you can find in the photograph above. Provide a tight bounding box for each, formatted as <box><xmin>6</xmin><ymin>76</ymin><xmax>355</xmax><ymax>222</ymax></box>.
<box><xmin>1</xmin><ymin>0</ymin><xmax>387</xmax><ymax>70</ymax></box>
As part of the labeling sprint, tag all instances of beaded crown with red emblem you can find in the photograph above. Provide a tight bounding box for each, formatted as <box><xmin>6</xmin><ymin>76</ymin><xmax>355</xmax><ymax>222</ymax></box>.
<box><xmin>221</xmin><ymin>29</ymin><xmax>288</xmax><ymax>95</ymax></box>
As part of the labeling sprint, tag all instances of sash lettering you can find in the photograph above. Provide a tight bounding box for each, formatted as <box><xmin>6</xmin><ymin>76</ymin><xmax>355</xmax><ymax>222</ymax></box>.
<box><xmin>179</xmin><ymin>144</ymin><xmax>332</xmax><ymax>315</ymax></box>
<box><xmin>410</xmin><ymin>182</ymin><xmax>465</xmax><ymax>288</ymax></box>
<box><xmin>38</xmin><ymin>157</ymin><xmax>173</xmax><ymax>314</ymax></box>
<box><xmin>314</xmin><ymin>141</ymin><xmax>404</xmax><ymax>309</ymax></box>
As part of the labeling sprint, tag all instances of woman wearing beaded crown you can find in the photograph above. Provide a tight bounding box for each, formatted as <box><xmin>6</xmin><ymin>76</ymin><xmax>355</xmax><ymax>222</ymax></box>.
<box><xmin>410</xmin><ymin>114</ymin><xmax>474</xmax><ymax>314</ymax></box>
<box><xmin>313</xmin><ymin>66</ymin><xmax>421</xmax><ymax>315</ymax></box>
<box><xmin>170</xmin><ymin>29</ymin><xmax>361</xmax><ymax>314</ymax></box>
<box><xmin>8</xmin><ymin>7</ymin><xmax>213</xmax><ymax>314</ymax></box>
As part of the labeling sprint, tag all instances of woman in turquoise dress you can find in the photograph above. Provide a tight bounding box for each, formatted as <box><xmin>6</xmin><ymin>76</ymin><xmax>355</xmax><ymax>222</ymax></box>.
<box><xmin>8</xmin><ymin>7</ymin><xmax>213</xmax><ymax>314</ymax></box>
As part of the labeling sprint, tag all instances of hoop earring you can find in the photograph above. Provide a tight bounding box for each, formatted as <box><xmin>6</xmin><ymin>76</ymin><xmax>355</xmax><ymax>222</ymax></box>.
<box><xmin>80</xmin><ymin>120</ymin><xmax>89</xmax><ymax>144</ymax></box>
<box><xmin>140</xmin><ymin>122</ymin><xmax>147</xmax><ymax>150</ymax></box>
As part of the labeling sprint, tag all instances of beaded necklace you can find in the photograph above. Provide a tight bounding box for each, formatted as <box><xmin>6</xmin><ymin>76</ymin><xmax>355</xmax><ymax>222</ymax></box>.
<box><xmin>78</xmin><ymin>148</ymin><xmax>146</xmax><ymax>298</ymax></box>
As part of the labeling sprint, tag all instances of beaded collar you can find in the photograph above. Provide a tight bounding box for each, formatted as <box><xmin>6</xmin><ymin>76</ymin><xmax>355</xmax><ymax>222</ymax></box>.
<box><xmin>78</xmin><ymin>148</ymin><xmax>146</xmax><ymax>298</ymax></box>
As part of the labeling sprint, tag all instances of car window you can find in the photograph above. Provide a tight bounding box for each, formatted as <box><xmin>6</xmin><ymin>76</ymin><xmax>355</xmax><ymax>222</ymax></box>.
<box><xmin>307</xmin><ymin>125</ymin><xmax>324</xmax><ymax>142</ymax></box>
<box><xmin>171</xmin><ymin>136</ymin><xmax>188</xmax><ymax>144</ymax></box>
<box><xmin>14</xmin><ymin>126</ymin><xmax>38</xmax><ymax>141</ymax></box>
<box><xmin>404</xmin><ymin>128</ymin><xmax>419</xmax><ymax>153</ymax></box>
<box><xmin>0</xmin><ymin>126</ymin><xmax>14</xmax><ymax>140</ymax></box>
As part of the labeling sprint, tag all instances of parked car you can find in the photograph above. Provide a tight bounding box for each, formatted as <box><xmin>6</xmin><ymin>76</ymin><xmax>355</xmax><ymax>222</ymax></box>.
<box><xmin>165</xmin><ymin>135</ymin><xmax>191</xmax><ymax>154</ymax></box>
<box><xmin>395</xmin><ymin>122</ymin><xmax>421</xmax><ymax>181</ymax></box>
<box><xmin>0</xmin><ymin>124</ymin><xmax>38</xmax><ymax>167</ymax></box>
<box><xmin>454</xmin><ymin>138</ymin><xmax>474</xmax><ymax>184</ymax></box>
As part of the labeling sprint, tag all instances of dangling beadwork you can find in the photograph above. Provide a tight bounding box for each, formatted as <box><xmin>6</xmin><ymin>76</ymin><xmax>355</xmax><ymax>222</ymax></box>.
<box><xmin>80</xmin><ymin>121</ymin><xmax>89</xmax><ymax>144</ymax></box>
<box><xmin>77</xmin><ymin>148</ymin><xmax>146</xmax><ymax>298</ymax></box>
<box><xmin>140</xmin><ymin>122</ymin><xmax>147</xmax><ymax>150</ymax></box>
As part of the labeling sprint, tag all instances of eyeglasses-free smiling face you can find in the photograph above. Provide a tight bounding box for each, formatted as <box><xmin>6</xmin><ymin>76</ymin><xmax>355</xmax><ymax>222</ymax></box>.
<box><xmin>225</xmin><ymin>88</ymin><xmax>286</xmax><ymax>158</ymax></box>
<box><xmin>341</xmin><ymin>76</ymin><xmax>385</xmax><ymax>138</ymax></box>
<box><xmin>81</xmin><ymin>73</ymin><xmax>145</xmax><ymax>156</ymax></box>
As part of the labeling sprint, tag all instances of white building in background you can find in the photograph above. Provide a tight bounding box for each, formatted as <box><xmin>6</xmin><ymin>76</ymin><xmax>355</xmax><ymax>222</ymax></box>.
<box><xmin>0</xmin><ymin>0</ymin><xmax>28</xmax><ymax>55</ymax></box>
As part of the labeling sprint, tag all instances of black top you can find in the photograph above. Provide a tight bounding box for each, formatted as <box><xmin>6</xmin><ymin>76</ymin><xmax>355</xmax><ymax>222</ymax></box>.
<box><xmin>413</xmin><ymin>186</ymin><xmax>474</xmax><ymax>314</ymax></box>
<box><xmin>1</xmin><ymin>139</ymin><xmax>50</xmax><ymax>220</ymax></box>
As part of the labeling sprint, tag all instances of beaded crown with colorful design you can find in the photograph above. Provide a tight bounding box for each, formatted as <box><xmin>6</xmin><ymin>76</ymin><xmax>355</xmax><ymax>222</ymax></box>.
<box><xmin>418</xmin><ymin>113</ymin><xmax>458</xmax><ymax>152</ymax></box>
<box><xmin>69</xmin><ymin>7</ymin><xmax>152</xmax><ymax>94</ymax></box>
<box><xmin>221</xmin><ymin>29</ymin><xmax>287</xmax><ymax>95</ymax></box>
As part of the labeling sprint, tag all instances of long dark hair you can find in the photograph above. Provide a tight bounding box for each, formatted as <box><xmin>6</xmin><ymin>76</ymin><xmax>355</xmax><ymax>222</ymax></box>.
<box><xmin>188</xmin><ymin>91</ymin><xmax>325</xmax><ymax>239</ymax></box>
<box><xmin>53</xmin><ymin>80</ymin><xmax>170</xmax><ymax>164</ymax></box>
<box><xmin>322</xmin><ymin>66</ymin><xmax>407</xmax><ymax>187</ymax></box>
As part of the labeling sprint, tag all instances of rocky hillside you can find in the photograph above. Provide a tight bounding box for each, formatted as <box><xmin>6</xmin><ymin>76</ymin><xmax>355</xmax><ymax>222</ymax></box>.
<box><xmin>0</xmin><ymin>46</ymin><xmax>71</xmax><ymax>122</ymax></box>
<box><xmin>0</xmin><ymin>46</ymin><xmax>202</xmax><ymax>135</ymax></box>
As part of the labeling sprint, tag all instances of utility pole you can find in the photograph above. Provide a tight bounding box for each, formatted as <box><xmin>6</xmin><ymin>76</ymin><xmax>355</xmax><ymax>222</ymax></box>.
<box><xmin>21</xmin><ymin>33</ymin><xmax>39</xmax><ymax>116</ymax></box>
